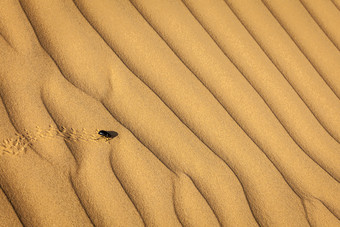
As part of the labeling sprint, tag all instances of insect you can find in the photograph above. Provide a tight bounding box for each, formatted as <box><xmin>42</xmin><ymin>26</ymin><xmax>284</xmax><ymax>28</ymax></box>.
<box><xmin>98</xmin><ymin>130</ymin><xmax>118</xmax><ymax>139</ymax></box>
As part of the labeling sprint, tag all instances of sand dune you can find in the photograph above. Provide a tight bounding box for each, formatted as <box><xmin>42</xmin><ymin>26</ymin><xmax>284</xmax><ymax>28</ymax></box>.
<box><xmin>0</xmin><ymin>0</ymin><xmax>339</xmax><ymax>226</ymax></box>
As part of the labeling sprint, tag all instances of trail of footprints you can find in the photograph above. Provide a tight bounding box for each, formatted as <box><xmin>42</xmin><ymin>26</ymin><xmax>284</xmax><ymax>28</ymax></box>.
<box><xmin>0</xmin><ymin>126</ymin><xmax>109</xmax><ymax>156</ymax></box>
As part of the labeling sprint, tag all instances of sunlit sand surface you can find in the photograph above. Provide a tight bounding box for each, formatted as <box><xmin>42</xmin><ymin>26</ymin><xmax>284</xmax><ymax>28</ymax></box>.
<box><xmin>0</xmin><ymin>0</ymin><xmax>339</xmax><ymax>226</ymax></box>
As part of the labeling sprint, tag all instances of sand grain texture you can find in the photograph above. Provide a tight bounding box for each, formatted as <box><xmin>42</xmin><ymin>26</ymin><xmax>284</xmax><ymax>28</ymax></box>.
<box><xmin>0</xmin><ymin>0</ymin><xmax>339</xmax><ymax>226</ymax></box>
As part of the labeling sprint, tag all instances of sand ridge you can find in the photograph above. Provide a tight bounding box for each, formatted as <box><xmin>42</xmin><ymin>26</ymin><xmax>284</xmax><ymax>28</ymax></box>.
<box><xmin>0</xmin><ymin>0</ymin><xmax>339</xmax><ymax>226</ymax></box>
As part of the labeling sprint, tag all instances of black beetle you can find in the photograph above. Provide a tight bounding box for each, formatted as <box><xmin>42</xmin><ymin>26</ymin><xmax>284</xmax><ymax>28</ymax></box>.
<box><xmin>98</xmin><ymin>130</ymin><xmax>118</xmax><ymax>139</ymax></box>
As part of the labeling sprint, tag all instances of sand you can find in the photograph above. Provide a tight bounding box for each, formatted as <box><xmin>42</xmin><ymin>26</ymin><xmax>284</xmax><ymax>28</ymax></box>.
<box><xmin>0</xmin><ymin>0</ymin><xmax>339</xmax><ymax>226</ymax></box>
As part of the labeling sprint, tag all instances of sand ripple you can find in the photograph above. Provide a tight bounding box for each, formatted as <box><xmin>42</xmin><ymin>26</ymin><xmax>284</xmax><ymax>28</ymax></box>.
<box><xmin>0</xmin><ymin>0</ymin><xmax>339</xmax><ymax>226</ymax></box>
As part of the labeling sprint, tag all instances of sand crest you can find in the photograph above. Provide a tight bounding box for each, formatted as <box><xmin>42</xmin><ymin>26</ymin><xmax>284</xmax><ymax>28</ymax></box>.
<box><xmin>0</xmin><ymin>0</ymin><xmax>339</xmax><ymax>226</ymax></box>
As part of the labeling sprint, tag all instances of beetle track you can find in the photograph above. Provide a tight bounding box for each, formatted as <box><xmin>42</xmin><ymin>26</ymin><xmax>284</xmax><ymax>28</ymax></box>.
<box><xmin>0</xmin><ymin>125</ymin><xmax>111</xmax><ymax>156</ymax></box>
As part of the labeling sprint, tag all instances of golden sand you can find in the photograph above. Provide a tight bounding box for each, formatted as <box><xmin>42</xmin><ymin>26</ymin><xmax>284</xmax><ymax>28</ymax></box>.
<box><xmin>0</xmin><ymin>0</ymin><xmax>339</xmax><ymax>226</ymax></box>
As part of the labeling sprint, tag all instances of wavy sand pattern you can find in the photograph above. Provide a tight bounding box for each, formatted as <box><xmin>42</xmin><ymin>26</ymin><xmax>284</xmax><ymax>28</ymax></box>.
<box><xmin>0</xmin><ymin>0</ymin><xmax>339</xmax><ymax>226</ymax></box>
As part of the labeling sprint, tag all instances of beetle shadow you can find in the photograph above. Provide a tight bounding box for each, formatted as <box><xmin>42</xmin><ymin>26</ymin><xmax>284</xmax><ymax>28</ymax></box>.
<box><xmin>107</xmin><ymin>131</ymin><xmax>119</xmax><ymax>138</ymax></box>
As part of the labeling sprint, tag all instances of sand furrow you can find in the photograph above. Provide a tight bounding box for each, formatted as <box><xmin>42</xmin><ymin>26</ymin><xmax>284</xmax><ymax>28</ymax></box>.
<box><xmin>332</xmin><ymin>0</ymin><xmax>340</xmax><ymax>10</ymax></box>
<box><xmin>0</xmin><ymin>0</ymin><xmax>339</xmax><ymax>226</ymax></box>
<box><xmin>261</xmin><ymin>0</ymin><xmax>340</xmax><ymax>98</ymax></box>
<box><xmin>173</xmin><ymin>173</ymin><xmax>222</xmax><ymax>227</ymax></box>
<box><xmin>299</xmin><ymin>0</ymin><xmax>340</xmax><ymax>51</ymax></box>
<box><xmin>0</xmin><ymin>186</ymin><xmax>23</xmax><ymax>227</ymax></box>
<box><xmin>179</xmin><ymin>0</ymin><xmax>340</xmax><ymax>182</ymax></box>
<box><xmin>219</xmin><ymin>0</ymin><xmax>340</xmax><ymax>143</ymax></box>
